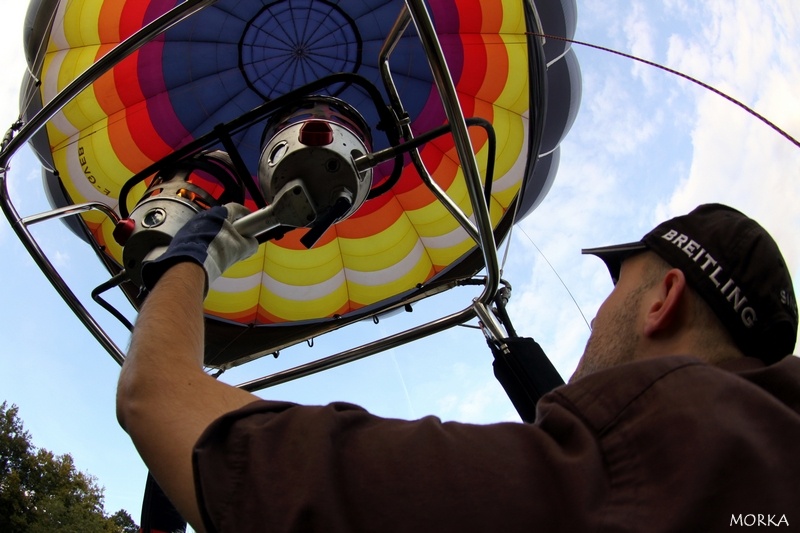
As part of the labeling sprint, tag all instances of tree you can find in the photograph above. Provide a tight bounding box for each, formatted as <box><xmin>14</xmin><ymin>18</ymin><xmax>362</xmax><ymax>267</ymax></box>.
<box><xmin>0</xmin><ymin>401</ymin><xmax>139</xmax><ymax>532</ymax></box>
<box><xmin>110</xmin><ymin>510</ymin><xmax>139</xmax><ymax>533</ymax></box>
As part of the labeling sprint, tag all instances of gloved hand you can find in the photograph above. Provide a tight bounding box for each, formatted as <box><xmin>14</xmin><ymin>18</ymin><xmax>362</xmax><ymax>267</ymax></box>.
<box><xmin>141</xmin><ymin>203</ymin><xmax>258</xmax><ymax>295</ymax></box>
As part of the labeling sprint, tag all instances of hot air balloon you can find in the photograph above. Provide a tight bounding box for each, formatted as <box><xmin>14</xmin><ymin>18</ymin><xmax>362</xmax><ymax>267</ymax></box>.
<box><xmin>4</xmin><ymin>0</ymin><xmax>581</xmax><ymax>381</ymax></box>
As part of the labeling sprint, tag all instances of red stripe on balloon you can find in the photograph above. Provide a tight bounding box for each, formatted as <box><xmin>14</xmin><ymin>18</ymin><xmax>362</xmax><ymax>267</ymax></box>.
<box><xmin>453</xmin><ymin>0</ymin><xmax>483</xmax><ymax>32</ymax></box>
<box><xmin>456</xmin><ymin>34</ymin><xmax>489</xmax><ymax>97</ymax></box>
<box><xmin>337</xmin><ymin>196</ymin><xmax>404</xmax><ymax>239</ymax></box>
<box><xmin>119</xmin><ymin>1</ymin><xmax>148</xmax><ymax>41</ymax></box>
<box><xmin>349</xmin><ymin>186</ymin><xmax>395</xmax><ymax>219</ymax></box>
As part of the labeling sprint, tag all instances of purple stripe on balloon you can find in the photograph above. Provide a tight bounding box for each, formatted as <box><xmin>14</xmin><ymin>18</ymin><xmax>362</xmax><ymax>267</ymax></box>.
<box><xmin>138</xmin><ymin>0</ymin><xmax>191</xmax><ymax>147</ymax></box>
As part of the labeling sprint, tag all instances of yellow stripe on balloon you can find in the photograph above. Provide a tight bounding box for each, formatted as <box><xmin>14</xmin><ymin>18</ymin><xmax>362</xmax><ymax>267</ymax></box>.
<box><xmin>403</xmin><ymin>174</ymin><xmax>472</xmax><ymax>228</ymax></box>
<box><xmin>53</xmin><ymin>144</ymin><xmax>89</xmax><ymax>203</ymax></box>
<box><xmin>58</xmin><ymin>47</ymin><xmax>106</xmax><ymax>132</ymax></box>
<box><xmin>264</xmin><ymin>239</ymin><xmax>345</xmax><ymax>286</ymax></box>
<box><xmin>207</xmin><ymin>284</ymin><xmax>262</xmax><ymax>314</ymax></box>
<box><xmin>97</xmin><ymin>218</ymin><xmax>123</xmax><ymax>260</ymax></box>
<box><xmin>410</xmin><ymin>209</ymin><xmax>463</xmax><ymax>241</ymax></box>
<box><xmin>53</xmin><ymin>138</ymin><xmax>129</xmax><ymax>262</ymax></box>
<box><xmin>497</xmin><ymin>37</ymin><xmax>530</xmax><ymax>114</ymax></box>
<box><xmin>499</xmin><ymin>0</ymin><xmax>526</xmax><ymax>34</ymax></box>
<box><xmin>263</xmin><ymin>269</ymin><xmax>346</xmax><ymax>302</ymax></box>
<box><xmin>492</xmin><ymin>158</ymin><xmax>528</xmax><ymax>211</ymax></box>
<box><xmin>338</xmin><ymin>216</ymin><xmax>420</xmax><ymax>271</ymax></box>
<box><xmin>425</xmin><ymin>238</ymin><xmax>475</xmax><ymax>269</ymax></box>
<box><xmin>61</xmin><ymin>0</ymin><xmax>103</xmax><ymax>48</ymax></box>
<box><xmin>79</xmin><ymin>120</ymin><xmax>135</xmax><ymax>195</ymax></box>
<box><xmin>345</xmin><ymin>237</ymin><xmax>428</xmax><ymax>286</ymax></box>
<box><xmin>224</xmin><ymin>252</ymin><xmax>267</xmax><ymax>279</ymax></box>
<box><xmin>406</xmin><ymin>210</ymin><xmax>476</xmax><ymax>268</ymax></box>
<box><xmin>346</xmin><ymin>242</ymin><xmax>434</xmax><ymax>305</ymax></box>
<box><xmin>490</xmin><ymin>108</ymin><xmax>526</xmax><ymax>187</ymax></box>
<box><xmin>260</xmin><ymin>274</ymin><xmax>349</xmax><ymax>321</ymax></box>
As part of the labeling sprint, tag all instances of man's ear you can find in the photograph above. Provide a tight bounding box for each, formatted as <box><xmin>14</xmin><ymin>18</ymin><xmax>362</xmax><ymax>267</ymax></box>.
<box><xmin>643</xmin><ymin>268</ymin><xmax>687</xmax><ymax>337</ymax></box>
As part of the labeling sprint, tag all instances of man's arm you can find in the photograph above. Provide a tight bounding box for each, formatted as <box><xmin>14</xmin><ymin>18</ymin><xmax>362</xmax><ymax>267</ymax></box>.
<box><xmin>117</xmin><ymin>261</ymin><xmax>259</xmax><ymax>531</ymax></box>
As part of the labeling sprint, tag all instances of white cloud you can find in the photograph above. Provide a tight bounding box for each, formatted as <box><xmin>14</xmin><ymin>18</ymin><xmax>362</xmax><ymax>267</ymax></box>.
<box><xmin>623</xmin><ymin>2</ymin><xmax>658</xmax><ymax>89</ymax></box>
<box><xmin>52</xmin><ymin>249</ymin><xmax>71</xmax><ymax>268</ymax></box>
<box><xmin>662</xmin><ymin>0</ymin><xmax>695</xmax><ymax>19</ymax></box>
<box><xmin>667</xmin><ymin>2</ymin><xmax>780</xmax><ymax>100</ymax></box>
<box><xmin>573</xmin><ymin>68</ymin><xmax>663</xmax><ymax>156</ymax></box>
<box><xmin>454</xmin><ymin>379</ymin><xmax>513</xmax><ymax>422</ymax></box>
<box><xmin>390</xmin><ymin>355</ymin><xmax>520</xmax><ymax>424</ymax></box>
<box><xmin>1</xmin><ymin>3</ymin><xmax>35</xmax><ymax>238</ymax></box>
<box><xmin>0</xmin><ymin>3</ymin><xmax>29</xmax><ymax>128</ymax></box>
<box><xmin>659</xmin><ymin>1</ymin><xmax>800</xmax><ymax>281</ymax></box>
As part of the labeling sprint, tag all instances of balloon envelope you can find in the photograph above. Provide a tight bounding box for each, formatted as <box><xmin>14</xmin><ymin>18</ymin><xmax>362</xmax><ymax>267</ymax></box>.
<box><xmin>21</xmin><ymin>0</ymin><xmax>581</xmax><ymax>366</ymax></box>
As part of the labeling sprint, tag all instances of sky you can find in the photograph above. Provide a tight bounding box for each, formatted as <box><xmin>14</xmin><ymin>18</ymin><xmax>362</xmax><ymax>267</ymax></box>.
<box><xmin>1</xmin><ymin>0</ymin><xmax>799</xmax><ymax>523</ymax></box>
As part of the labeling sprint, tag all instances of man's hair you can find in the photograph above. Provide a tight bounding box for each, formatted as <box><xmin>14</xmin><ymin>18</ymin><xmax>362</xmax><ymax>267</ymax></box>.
<box><xmin>640</xmin><ymin>253</ymin><xmax>742</xmax><ymax>364</ymax></box>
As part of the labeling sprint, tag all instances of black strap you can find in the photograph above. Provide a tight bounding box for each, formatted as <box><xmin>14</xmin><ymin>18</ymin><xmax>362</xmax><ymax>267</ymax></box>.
<box><xmin>140</xmin><ymin>472</ymin><xmax>186</xmax><ymax>533</ymax></box>
<box><xmin>490</xmin><ymin>337</ymin><xmax>565</xmax><ymax>423</ymax></box>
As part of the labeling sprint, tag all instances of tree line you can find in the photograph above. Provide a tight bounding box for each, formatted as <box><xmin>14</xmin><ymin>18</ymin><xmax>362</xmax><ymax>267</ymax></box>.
<box><xmin>1</xmin><ymin>401</ymin><xmax>138</xmax><ymax>532</ymax></box>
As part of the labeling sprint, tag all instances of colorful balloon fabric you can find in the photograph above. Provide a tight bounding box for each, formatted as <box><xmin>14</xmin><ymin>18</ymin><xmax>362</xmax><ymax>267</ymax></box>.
<box><xmin>22</xmin><ymin>0</ymin><xmax>581</xmax><ymax>364</ymax></box>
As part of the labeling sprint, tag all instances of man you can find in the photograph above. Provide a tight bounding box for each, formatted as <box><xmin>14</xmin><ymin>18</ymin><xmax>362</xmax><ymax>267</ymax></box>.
<box><xmin>117</xmin><ymin>203</ymin><xmax>800</xmax><ymax>532</ymax></box>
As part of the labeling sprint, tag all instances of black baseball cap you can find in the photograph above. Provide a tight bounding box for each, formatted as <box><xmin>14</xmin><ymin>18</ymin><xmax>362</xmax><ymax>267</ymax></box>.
<box><xmin>582</xmin><ymin>204</ymin><xmax>798</xmax><ymax>363</ymax></box>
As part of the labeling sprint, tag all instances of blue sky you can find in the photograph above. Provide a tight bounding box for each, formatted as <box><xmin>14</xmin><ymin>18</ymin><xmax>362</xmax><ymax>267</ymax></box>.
<box><xmin>1</xmin><ymin>0</ymin><xmax>799</xmax><ymax>522</ymax></box>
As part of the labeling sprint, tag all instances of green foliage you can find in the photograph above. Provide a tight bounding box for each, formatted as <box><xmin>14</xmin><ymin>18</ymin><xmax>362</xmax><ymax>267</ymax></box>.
<box><xmin>0</xmin><ymin>401</ymin><xmax>139</xmax><ymax>533</ymax></box>
<box><xmin>109</xmin><ymin>509</ymin><xmax>140</xmax><ymax>533</ymax></box>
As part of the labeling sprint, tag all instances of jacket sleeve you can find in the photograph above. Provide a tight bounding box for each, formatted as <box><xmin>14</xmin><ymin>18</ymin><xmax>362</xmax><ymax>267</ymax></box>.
<box><xmin>192</xmin><ymin>398</ymin><xmax>607</xmax><ymax>533</ymax></box>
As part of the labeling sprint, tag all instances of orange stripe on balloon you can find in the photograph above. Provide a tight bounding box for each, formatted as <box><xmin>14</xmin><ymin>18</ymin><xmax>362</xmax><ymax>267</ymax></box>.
<box><xmin>424</xmin><ymin>138</ymin><xmax>458</xmax><ymax>188</ymax></box>
<box><xmin>268</xmin><ymin>224</ymin><xmax>338</xmax><ymax>251</ymax></box>
<box><xmin>107</xmin><ymin>46</ymin><xmax>177</xmax><ymax>162</ymax></box>
<box><xmin>93</xmin><ymin>43</ymin><xmax>127</xmax><ymax>117</ymax></box>
<box><xmin>395</xmin><ymin>182</ymin><xmax>436</xmax><ymax>212</ymax></box>
<box><xmin>256</xmin><ymin>301</ymin><xmax>352</xmax><ymax>324</ymax></box>
<box><xmin>105</xmin><ymin>111</ymin><xmax>152</xmax><ymax>172</ymax></box>
<box><xmin>483</xmin><ymin>42</ymin><xmax>512</xmax><ymax>100</ymax></box>
<box><xmin>392</xmin><ymin>162</ymin><xmax>458</xmax><ymax>214</ymax></box>
<box><xmin>388</xmin><ymin>161</ymin><xmax>428</xmax><ymax>196</ymax></box>
<box><xmin>336</xmin><ymin>196</ymin><xmax>404</xmax><ymax>238</ymax></box>
<box><xmin>124</xmin><ymin>100</ymin><xmax>175</xmax><ymax>162</ymax></box>
<box><xmin>267</xmin><ymin>230</ymin><xmax>307</xmax><ymax>251</ymax></box>
<box><xmin>392</xmin><ymin>151</ymin><xmax>451</xmax><ymax>209</ymax></box>
<box><xmin>348</xmin><ymin>186</ymin><xmax>394</xmax><ymax>218</ymax></box>
<box><xmin>480</xmin><ymin>0</ymin><xmax>504</xmax><ymax>32</ymax></box>
<box><xmin>345</xmin><ymin>301</ymin><xmax>365</xmax><ymax>312</ymax></box>
<box><xmin>463</xmin><ymin>36</ymin><xmax>508</xmax><ymax>103</ymax></box>
<box><xmin>110</xmin><ymin>15</ymin><xmax>178</xmax><ymax>163</ymax></box>
<box><xmin>90</xmin><ymin>46</ymin><xmax>157</xmax><ymax>173</ymax></box>
<box><xmin>209</xmin><ymin>307</ymin><xmax>258</xmax><ymax>324</ymax></box>
<box><xmin>98</xmin><ymin>1</ymin><xmax>124</xmax><ymax>43</ymax></box>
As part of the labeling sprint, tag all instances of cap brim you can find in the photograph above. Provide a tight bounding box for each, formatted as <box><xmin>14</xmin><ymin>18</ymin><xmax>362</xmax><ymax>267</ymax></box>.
<box><xmin>582</xmin><ymin>241</ymin><xmax>648</xmax><ymax>283</ymax></box>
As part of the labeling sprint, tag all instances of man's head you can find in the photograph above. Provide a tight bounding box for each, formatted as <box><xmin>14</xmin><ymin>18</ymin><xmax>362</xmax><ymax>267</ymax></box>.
<box><xmin>572</xmin><ymin>204</ymin><xmax>797</xmax><ymax>381</ymax></box>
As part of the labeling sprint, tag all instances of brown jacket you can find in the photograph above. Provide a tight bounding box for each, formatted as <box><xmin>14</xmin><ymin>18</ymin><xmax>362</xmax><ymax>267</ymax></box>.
<box><xmin>194</xmin><ymin>355</ymin><xmax>800</xmax><ymax>531</ymax></box>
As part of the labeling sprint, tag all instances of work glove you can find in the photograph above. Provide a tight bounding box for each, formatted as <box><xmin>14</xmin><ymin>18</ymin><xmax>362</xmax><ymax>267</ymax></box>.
<box><xmin>141</xmin><ymin>203</ymin><xmax>258</xmax><ymax>295</ymax></box>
